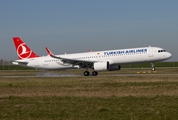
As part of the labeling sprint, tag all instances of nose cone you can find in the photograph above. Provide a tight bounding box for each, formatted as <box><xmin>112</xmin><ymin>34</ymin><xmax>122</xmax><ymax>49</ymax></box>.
<box><xmin>167</xmin><ymin>52</ymin><xmax>172</xmax><ymax>59</ymax></box>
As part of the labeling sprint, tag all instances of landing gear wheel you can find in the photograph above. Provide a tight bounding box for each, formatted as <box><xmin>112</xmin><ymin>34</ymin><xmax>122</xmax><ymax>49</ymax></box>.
<box><xmin>152</xmin><ymin>68</ymin><xmax>156</xmax><ymax>71</ymax></box>
<box><xmin>92</xmin><ymin>71</ymin><xmax>98</xmax><ymax>76</ymax></box>
<box><xmin>84</xmin><ymin>71</ymin><xmax>90</xmax><ymax>76</ymax></box>
<box><xmin>151</xmin><ymin>63</ymin><xmax>156</xmax><ymax>71</ymax></box>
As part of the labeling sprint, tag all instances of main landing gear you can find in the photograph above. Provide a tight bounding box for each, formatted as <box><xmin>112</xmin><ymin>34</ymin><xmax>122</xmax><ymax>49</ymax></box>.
<box><xmin>83</xmin><ymin>71</ymin><xmax>98</xmax><ymax>76</ymax></box>
<box><xmin>151</xmin><ymin>62</ymin><xmax>156</xmax><ymax>71</ymax></box>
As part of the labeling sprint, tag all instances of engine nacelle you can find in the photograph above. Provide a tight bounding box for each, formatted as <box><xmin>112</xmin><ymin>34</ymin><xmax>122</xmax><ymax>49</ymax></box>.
<box><xmin>93</xmin><ymin>61</ymin><xmax>121</xmax><ymax>71</ymax></box>
<box><xmin>94</xmin><ymin>61</ymin><xmax>109</xmax><ymax>71</ymax></box>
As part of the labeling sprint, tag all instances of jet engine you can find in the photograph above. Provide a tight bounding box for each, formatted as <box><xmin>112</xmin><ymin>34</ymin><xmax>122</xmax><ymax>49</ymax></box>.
<box><xmin>93</xmin><ymin>61</ymin><xmax>121</xmax><ymax>71</ymax></box>
<box><xmin>108</xmin><ymin>64</ymin><xmax>121</xmax><ymax>71</ymax></box>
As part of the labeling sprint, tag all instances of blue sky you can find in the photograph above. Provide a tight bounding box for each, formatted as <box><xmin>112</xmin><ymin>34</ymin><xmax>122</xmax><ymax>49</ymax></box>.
<box><xmin>0</xmin><ymin>0</ymin><xmax>178</xmax><ymax>61</ymax></box>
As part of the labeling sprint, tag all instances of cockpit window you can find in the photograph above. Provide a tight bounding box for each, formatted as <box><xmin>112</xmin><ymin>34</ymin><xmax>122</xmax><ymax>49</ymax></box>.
<box><xmin>158</xmin><ymin>50</ymin><xmax>166</xmax><ymax>53</ymax></box>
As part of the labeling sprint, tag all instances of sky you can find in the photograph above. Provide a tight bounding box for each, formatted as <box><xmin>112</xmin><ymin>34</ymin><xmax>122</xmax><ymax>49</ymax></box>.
<box><xmin>0</xmin><ymin>0</ymin><xmax>178</xmax><ymax>61</ymax></box>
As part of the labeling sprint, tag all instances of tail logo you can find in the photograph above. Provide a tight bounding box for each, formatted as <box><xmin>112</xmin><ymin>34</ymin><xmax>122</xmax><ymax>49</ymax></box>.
<box><xmin>17</xmin><ymin>43</ymin><xmax>32</xmax><ymax>59</ymax></box>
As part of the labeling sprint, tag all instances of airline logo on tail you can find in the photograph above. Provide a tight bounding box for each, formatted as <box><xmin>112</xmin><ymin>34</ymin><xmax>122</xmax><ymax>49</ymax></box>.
<box><xmin>13</xmin><ymin>37</ymin><xmax>39</xmax><ymax>59</ymax></box>
<box><xmin>17</xmin><ymin>42</ymin><xmax>32</xmax><ymax>59</ymax></box>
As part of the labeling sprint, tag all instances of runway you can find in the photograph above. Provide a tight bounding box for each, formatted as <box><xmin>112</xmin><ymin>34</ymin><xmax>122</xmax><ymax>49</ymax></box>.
<box><xmin>1</xmin><ymin>73</ymin><xmax>178</xmax><ymax>78</ymax></box>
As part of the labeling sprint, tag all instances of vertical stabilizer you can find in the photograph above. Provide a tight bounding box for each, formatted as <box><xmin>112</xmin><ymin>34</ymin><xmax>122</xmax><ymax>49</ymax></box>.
<box><xmin>13</xmin><ymin>37</ymin><xmax>39</xmax><ymax>59</ymax></box>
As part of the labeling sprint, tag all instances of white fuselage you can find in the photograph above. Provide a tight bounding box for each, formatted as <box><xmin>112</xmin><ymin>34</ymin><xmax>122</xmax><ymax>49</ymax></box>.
<box><xmin>13</xmin><ymin>46</ymin><xmax>172</xmax><ymax>70</ymax></box>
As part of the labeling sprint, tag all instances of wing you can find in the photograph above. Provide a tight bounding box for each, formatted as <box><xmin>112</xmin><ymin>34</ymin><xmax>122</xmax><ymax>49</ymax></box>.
<box><xmin>45</xmin><ymin>47</ymin><xmax>95</xmax><ymax>68</ymax></box>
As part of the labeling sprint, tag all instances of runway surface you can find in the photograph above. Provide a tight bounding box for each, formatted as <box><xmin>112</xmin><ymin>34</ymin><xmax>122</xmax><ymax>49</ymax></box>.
<box><xmin>1</xmin><ymin>73</ymin><xmax>178</xmax><ymax>78</ymax></box>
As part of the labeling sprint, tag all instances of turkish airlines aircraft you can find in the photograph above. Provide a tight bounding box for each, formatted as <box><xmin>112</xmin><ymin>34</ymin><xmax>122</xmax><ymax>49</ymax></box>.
<box><xmin>12</xmin><ymin>37</ymin><xmax>172</xmax><ymax>76</ymax></box>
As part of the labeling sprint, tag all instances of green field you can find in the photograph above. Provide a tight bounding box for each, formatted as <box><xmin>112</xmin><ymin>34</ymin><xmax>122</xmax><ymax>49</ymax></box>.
<box><xmin>0</xmin><ymin>68</ymin><xmax>178</xmax><ymax>120</ymax></box>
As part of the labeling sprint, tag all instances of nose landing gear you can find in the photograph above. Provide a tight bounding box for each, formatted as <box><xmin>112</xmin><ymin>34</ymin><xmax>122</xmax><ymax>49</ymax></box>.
<box><xmin>151</xmin><ymin>63</ymin><xmax>156</xmax><ymax>71</ymax></box>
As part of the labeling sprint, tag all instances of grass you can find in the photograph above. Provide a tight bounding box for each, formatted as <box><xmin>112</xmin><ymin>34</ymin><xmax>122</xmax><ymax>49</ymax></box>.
<box><xmin>0</xmin><ymin>69</ymin><xmax>178</xmax><ymax>119</ymax></box>
<box><xmin>1</xmin><ymin>96</ymin><xmax>178</xmax><ymax>120</ymax></box>
<box><xmin>1</xmin><ymin>75</ymin><xmax>178</xmax><ymax>97</ymax></box>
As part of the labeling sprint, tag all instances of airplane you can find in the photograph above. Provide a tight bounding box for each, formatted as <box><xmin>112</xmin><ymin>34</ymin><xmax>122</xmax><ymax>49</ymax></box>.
<box><xmin>12</xmin><ymin>37</ymin><xmax>172</xmax><ymax>76</ymax></box>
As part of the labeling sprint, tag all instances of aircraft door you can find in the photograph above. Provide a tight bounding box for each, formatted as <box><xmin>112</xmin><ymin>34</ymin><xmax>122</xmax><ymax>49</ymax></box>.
<box><xmin>149</xmin><ymin>47</ymin><xmax>153</xmax><ymax>57</ymax></box>
<box><xmin>96</xmin><ymin>52</ymin><xmax>101</xmax><ymax>61</ymax></box>
<box><xmin>35</xmin><ymin>58</ymin><xmax>39</xmax><ymax>68</ymax></box>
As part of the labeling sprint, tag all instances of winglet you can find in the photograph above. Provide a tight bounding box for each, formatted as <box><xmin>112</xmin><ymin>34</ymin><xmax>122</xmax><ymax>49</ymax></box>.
<box><xmin>45</xmin><ymin>47</ymin><xmax>54</xmax><ymax>57</ymax></box>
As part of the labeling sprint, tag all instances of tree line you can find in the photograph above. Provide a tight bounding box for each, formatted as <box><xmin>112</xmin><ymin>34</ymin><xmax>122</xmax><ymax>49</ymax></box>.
<box><xmin>0</xmin><ymin>59</ymin><xmax>12</xmax><ymax>65</ymax></box>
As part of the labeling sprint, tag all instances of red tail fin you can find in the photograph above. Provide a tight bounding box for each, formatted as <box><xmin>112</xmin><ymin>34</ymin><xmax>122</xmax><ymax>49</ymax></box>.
<box><xmin>13</xmin><ymin>37</ymin><xmax>39</xmax><ymax>59</ymax></box>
